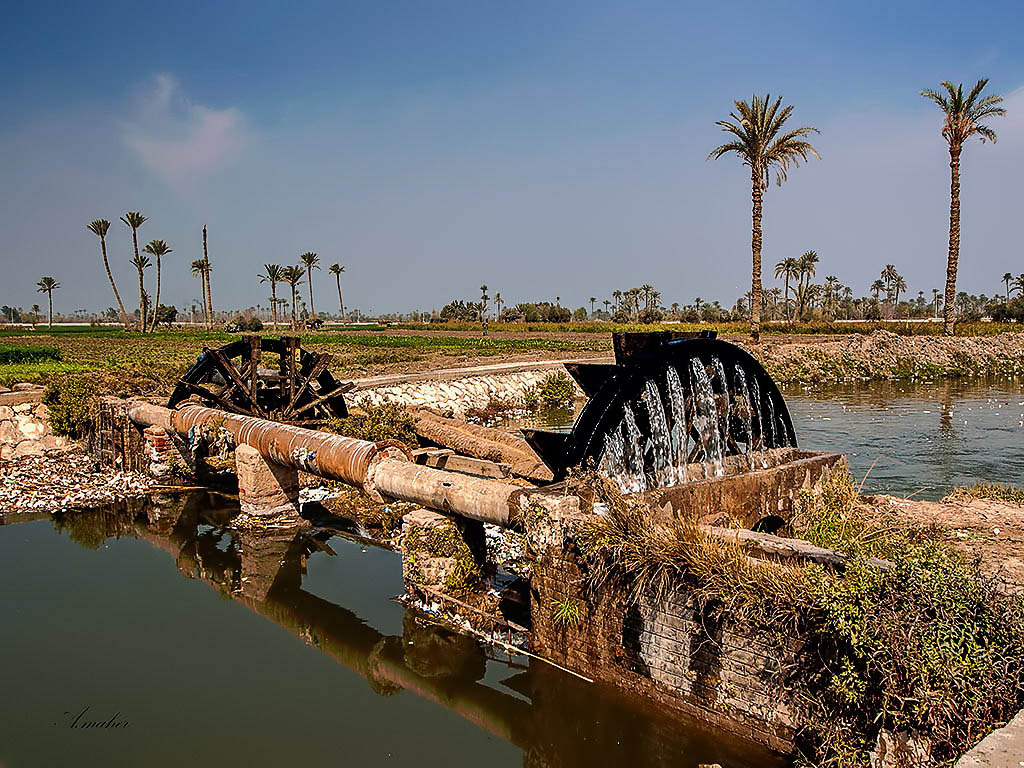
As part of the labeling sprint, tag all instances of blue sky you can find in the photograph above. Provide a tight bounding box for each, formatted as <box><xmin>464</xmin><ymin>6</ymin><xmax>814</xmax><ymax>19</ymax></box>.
<box><xmin>2</xmin><ymin>0</ymin><xmax>1023</xmax><ymax>316</ymax></box>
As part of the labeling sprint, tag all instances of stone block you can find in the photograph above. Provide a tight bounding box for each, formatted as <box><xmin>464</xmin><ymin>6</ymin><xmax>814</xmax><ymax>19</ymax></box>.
<box><xmin>235</xmin><ymin>444</ymin><xmax>302</xmax><ymax>525</ymax></box>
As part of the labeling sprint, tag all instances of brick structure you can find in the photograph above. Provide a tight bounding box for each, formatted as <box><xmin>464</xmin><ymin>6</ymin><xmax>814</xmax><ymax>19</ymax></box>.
<box><xmin>234</xmin><ymin>444</ymin><xmax>303</xmax><ymax>526</ymax></box>
<box><xmin>525</xmin><ymin>501</ymin><xmax>809</xmax><ymax>754</ymax></box>
<box><xmin>88</xmin><ymin>397</ymin><xmax>148</xmax><ymax>471</ymax></box>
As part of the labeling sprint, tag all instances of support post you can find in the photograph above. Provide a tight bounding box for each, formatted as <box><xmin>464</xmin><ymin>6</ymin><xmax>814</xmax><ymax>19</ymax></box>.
<box><xmin>235</xmin><ymin>444</ymin><xmax>304</xmax><ymax>527</ymax></box>
<box><xmin>401</xmin><ymin>509</ymin><xmax>485</xmax><ymax>596</ymax></box>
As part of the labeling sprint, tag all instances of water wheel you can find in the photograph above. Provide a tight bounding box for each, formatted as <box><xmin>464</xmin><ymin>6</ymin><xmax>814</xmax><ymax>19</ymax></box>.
<box><xmin>522</xmin><ymin>331</ymin><xmax>796</xmax><ymax>487</ymax></box>
<box><xmin>168</xmin><ymin>335</ymin><xmax>351</xmax><ymax>422</ymax></box>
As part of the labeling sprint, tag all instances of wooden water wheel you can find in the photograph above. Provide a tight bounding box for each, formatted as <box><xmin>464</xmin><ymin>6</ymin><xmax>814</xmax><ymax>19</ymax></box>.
<box><xmin>168</xmin><ymin>335</ymin><xmax>351</xmax><ymax>422</ymax></box>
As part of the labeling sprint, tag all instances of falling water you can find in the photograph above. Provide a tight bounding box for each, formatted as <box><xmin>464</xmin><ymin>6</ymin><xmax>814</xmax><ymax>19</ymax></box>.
<box><xmin>665</xmin><ymin>366</ymin><xmax>689</xmax><ymax>484</ymax></box>
<box><xmin>765</xmin><ymin>390</ymin><xmax>777</xmax><ymax>446</ymax></box>
<box><xmin>598</xmin><ymin>419</ymin><xmax>627</xmax><ymax>488</ymax></box>
<box><xmin>711</xmin><ymin>357</ymin><xmax>731</xmax><ymax>453</ymax></box>
<box><xmin>642</xmin><ymin>379</ymin><xmax>674</xmax><ymax>486</ymax></box>
<box><xmin>733</xmin><ymin>364</ymin><xmax>756</xmax><ymax>469</ymax></box>
<box><xmin>689</xmin><ymin>358</ymin><xmax>724</xmax><ymax>477</ymax></box>
<box><xmin>750</xmin><ymin>375</ymin><xmax>768</xmax><ymax>467</ymax></box>
<box><xmin>621</xmin><ymin>404</ymin><xmax>648</xmax><ymax>492</ymax></box>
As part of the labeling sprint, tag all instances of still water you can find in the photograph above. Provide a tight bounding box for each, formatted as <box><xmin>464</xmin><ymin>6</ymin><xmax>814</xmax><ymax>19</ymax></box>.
<box><xmin>784</xmin><ymin>377</ymin><xmax>1024</xmax><ymax>500</ymax></box>
<box><xmin>0</xmin><ymin>496</ymin><xmax>784</xmax><ymax>768</ymax></box>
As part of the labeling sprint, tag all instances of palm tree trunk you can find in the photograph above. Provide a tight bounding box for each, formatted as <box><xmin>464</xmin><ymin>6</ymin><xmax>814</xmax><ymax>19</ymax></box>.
<box><xmin>291</xmin><ymin>286</ymin><xmax>297</xmax><ymax>330</ymax></box>
<box><xmin>271</xmin><ymin>284</ymin><xmax>278</xmax><ymax>329</ymax></box>
<box><xmin>749</xmin><ymin>174</ymin><xmax>763</xmax><ymax>343</ymax></box>
<box><xmin>203</xmin><ymin>226</ymin><xmax>213</xmax><ymax>329</ymax></box>
<box><xmin>307</xmin><ymin>270</ymin><xmax>316</xmax><ymax>320</ymax></box>
<box><xmin>783</xmin><ymin>275</ymin><xmax>791</xmax><ymax>322</ymax></box>
<box><xmin>943</xmin><ymin>147</ymin><xmax>962</xmax><ymax>336</ymax></box>
<box><xmin>101</xmin><ymin>237</ymin><xmax>129</xmax><ymax>326</ymax></box>
<box><xmin>335</xmin><ymin>275</ymin><xmax>344</xmax><ymax>321</ymax></box>
<box><xmin>47</xmin><ymin>291</ymin><xmax>53</xmax><ymax>329</ymax></box>
<box><xmin>151</xmin><ymin>256</ymin><xmax>162</xmax><ymax>332</ymax></box>
<box><xmin>132</xmin><ymin>229</ymin><xmax>144</xmax><ymax>330</ymax></box>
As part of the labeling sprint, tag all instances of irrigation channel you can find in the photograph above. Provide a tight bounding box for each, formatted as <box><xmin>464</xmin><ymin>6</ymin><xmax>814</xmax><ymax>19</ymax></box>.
<box><xmin>1</xmin><ymin>374</ymin><xmax>1020</xmax><ymax>767</ymax></box>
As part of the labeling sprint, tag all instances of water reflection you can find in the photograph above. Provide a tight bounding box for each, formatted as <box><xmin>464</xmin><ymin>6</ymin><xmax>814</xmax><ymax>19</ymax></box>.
<box><xmin>29</xmin><ymin>495</ymin><xmax>785</xmax><ymax>768</ymax></box>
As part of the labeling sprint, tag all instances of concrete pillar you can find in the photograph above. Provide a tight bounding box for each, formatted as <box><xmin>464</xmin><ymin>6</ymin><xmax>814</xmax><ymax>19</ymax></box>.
<box><xmin>401</xmin><ymin>508</ymin><xmax>484</xmax><ymax>596</ymax></box>
<box><xmin>235</xmin><ymin>444</ymin><xmax>304</xmax><ymax>527</ymax></box>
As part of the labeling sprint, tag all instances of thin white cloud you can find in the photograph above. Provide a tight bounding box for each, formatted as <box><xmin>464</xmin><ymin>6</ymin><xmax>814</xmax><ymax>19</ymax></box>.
<box><xmin>123</xmin><ymin>74</ymin><xmax>247</xmax><ymax>186</ymax></box>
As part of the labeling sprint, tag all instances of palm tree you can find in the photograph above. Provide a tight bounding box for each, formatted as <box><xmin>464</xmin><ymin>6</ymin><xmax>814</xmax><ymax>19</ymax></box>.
<box><xmin>259</xmin><ymin>264</ymin><xmax>284</xmax><ymax>329</ymax></box>
<box><xmin>796</xmin><ymin>251</ymin><xmax>819</xmax><ymax>319</ymax></box>
<box><xmin>892</xmin><ymin>274</ymin><xmax>908</xmax><ymax>313</ymax></box>
<box><xmin>131</xmin><ymin>253</ymin><xmax>151</xmax><ymax>327</ymax></box>
<box><xmin>190</xmin><ymin>260</ymin><xmax>208</xmax><ymax>325</ymax></box>
<box><xmin>603</xmin><ymin>299</ymin><xmax>611</xmax><ymax>316</ymax></box>
<box><xmin>589</xmin><ymin>296</ymin><xmax>597</xmax><ymax>318</ymax></box>
<box><xmin>1003</xmin><ymin>273</ymin><xmax>1015</xmax><ymax>302</ymax></box>
<box><xmin>823</xmin><ymin>276</ymin><xmax>841</xmax><ymax>318</ymax></box>
<box><xmin>281</xmin><ymin>266</ymin><xmax>304</xmax><ymax>330</ymax></box>
<box><xmin>871</xmin><ymin>280</ymin><xmax>886</xmax><ymax>302</ymax></box>
<box><xmin>612</xmin><ymin>290</ymin><xmax>622</xmax><ymax>312</ymax></box>
<box><xmin>36</xmin><ymin>276</ymin><xmax>60</xmax><ymax>329</ymax></box>
<box><xmin>300</xmin><ymin>252</ymin><xmax>320</xmax><ymax>320</ymax></box>
<box><xmin>774</xmin><ymin>257</ymin><xmax>800</xmax><ymax>322</ymax></box>
<box><xmin>922</xmin><ymin>79</ymin><xmax>1006</xmax><ymax>334</ymax></box>
<box><xmin>87</xmin><ymin>219</ymin><xmax>129</xmax><ymax>326</ymax></box>
<box><xmin>880</xmin><ymin>264</ymin><xmax>899</xmax><ymax>303</ymax></box>
<box><xmin>328</xmin><ymin>264</ymin><xmax>345</xmax><ymax>322</ymax></box>
<box><xmin>202</xmin><ymin>225</ymin><xmax>213</xmax><ymax>328</ymax></box>
<box><xmin>1014</xmin><ymin>274</ymin><xmax>1024</xmax><ymax>297</ymax></box>
<box><xmin>932</xmin><ymin>289</ymin><xmax>941</xmax><ymax>317</ymax></box>
<box><xmin>141</xmin><ymin>240</ymin><xmax>172</xmax><ymax>331</ymax></box>
<box><xmin>120</xmin><ymin>211</ymin><xmax>148</xmax><ymax>329</ymax></box>
<box><xmin>709</xmin><ymin>95</ymin><xmax>820</xmax><ymax>342</ymax></box>
<box><xmin>494</xmin><ymin>292</ymin><xmax>504</xmax><ymax>320</ymax></box>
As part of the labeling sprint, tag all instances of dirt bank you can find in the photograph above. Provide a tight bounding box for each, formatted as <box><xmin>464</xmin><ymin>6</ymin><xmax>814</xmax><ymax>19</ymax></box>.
<box><xmin>751</xmin><ymin>330</ymin><xmax>1024</xmax><ymax>383</ymax></box>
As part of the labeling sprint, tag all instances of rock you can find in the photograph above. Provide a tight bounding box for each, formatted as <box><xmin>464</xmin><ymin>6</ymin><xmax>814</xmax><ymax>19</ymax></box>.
<box><xmin>12</xmin><ymin>383</ymin><xmax>43</xmax><ymax>391</ymax></box>
<box><xmin>0</xmin><ymin>419</ymin><xmax>21</xmax><ymax>443</ymax></box>
<box><xmin>12</xmin><ymin>403</ymin><xmax>33</xmax><ymax>413</ymax></box>
<box><xmin>13</xmin><ymin>439</ymin><xmax>44</xmax><ymax>457</ymax></box>
<box><xmin>870</xmin><ymin>729</ymin><xmax>931</xmax><ymax>768</ymax></box>
<box><xmin>0</xmin><ymin>406</ymin><xmax>14</xmax><ymax>420</ymax></box>
<box><xmin>15</xmin><ymin>414</ymin><xmax>45</xmax><ymax>440</ymax></box>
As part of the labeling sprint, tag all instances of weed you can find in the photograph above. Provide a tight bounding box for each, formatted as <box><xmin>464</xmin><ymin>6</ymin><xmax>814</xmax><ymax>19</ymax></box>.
<box><xmin>552</xmin><ymin>597</ymin><xmax>584</xmax><ymax>627</ymax></box>
<box><xmin>324</xmin><ymin>401</ymin><xmax>418</xmax><ymax>448</ymax></box>
<box><xmin>41</xmin><ymin>375</ymin><xmax>100</xmax><ymax>437</ymax></box>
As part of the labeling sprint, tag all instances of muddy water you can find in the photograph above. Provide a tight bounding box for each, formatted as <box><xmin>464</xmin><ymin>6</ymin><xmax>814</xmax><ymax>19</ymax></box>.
<box><xmin>0</xmin><ymin>497</ymin><xmax>786</xmax><ymax>768</ymax></box>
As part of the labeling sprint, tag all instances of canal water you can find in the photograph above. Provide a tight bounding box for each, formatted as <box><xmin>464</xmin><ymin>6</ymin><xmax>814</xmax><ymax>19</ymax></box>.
<box><xmin>0</xmin><ymin>497</ymin><xmax>785</xmax><ymax>768</ymax></box>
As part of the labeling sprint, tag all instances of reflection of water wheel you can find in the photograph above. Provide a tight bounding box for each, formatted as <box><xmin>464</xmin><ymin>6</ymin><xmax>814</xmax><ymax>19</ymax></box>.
<box><xmin>523</xmin><ymin>331</ymin><xmax>796</xmax><ymax>484</ymax></box>
<box><xmin>168</xmin><ymin>335</ymin><xmax>351</xmax><ymax>422</ymax></box>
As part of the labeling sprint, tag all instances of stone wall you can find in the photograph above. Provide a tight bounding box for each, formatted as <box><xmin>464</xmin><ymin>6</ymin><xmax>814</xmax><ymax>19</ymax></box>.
<box><xmin>0</xmin><ymin>386</ymin><xmax>70</xmax><ymax>459</ymax></box>
<box><xmin>523</xmin><ymin>498</ymin><xmax>807</xmax><ymax>754</ymax></box>
<box><xmin>352</xmin><ymin>369</ymin><xmax>583</xmax><ymax>417</ymax></box>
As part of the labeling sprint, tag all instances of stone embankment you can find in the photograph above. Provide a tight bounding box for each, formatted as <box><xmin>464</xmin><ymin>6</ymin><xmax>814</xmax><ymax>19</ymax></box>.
<box><xmin>0</xmin><ymin>384</ymin><xmax>70</xmax><ymax>459</ymax></box>
<box><xmin>756</xmin><ymin>330</ymin><xmax>1024</xmax><ymax>383</ymax></box>
<box><xmin>352</xmin><ymin>368</ymin><xmax>584</xmax><ymax>416</ymax></box>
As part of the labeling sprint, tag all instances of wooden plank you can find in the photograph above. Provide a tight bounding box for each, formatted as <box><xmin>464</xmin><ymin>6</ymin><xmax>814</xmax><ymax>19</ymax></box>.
<box><xmin>420</xmin><ymin>453</ymin><xmax>512</xmax><ymax>479</ymax></box>
<box><xmin>209</xmin><ymin>348</ymin><xmax>267</xmax><ymax>417</ymax></box>
<box><xmin>285</xmin><ymin>352</ymin><xmax>332</xmax><ymax>414</ymax></box>
<box><xmin>706</xmin><ymin>526</ymin><xmax>895</xmax><ymax>572</ymax></box>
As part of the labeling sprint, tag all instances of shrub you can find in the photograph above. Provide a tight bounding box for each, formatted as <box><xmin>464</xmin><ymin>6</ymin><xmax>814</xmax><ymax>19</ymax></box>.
<box><xmin>0</xmin><ymin>345</ymin><xmax>60</xmax><ymax>364</ymax></box>
<box><xmin>225</xmin><ymin>315</ymin><xmax>263</xmax><ymax>332</ymax></box>
<box><xmin>324</xmin><ymin>401</ymin><xmax>418</xmax><ymax>448</ymax></box>
<box><xmin>42</xmin><ymin>375</ymin><xmax>100</xmax><ymax>437</ymax></box>
<box><xmin>536</xmin><ymin>371</ymin><xmax>576</xmax><ymax>407</ymax></box>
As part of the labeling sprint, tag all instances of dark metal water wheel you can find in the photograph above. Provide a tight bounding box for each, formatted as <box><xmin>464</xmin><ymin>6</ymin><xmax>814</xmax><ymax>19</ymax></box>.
<box><xmin>522</xmin><ymin>331</ymin><xmax>796</xmax><ymax>482</ymax></box>
<box><xmin>168</xmin><ymin>335</ymin><xmax>351</xmax><ymax>422</ymax></box>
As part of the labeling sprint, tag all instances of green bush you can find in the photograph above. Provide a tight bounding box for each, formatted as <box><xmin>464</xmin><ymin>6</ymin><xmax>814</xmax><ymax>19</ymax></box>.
<box><xmin>0</xmin><ymin>345</ymin><xmax>60</xmax><ymax>364</ymax></box>
<box><xmin>536</xmin><ymin>371</ymin><xmax>576</xmax><ymax>407</ymax></box>
<box><xmin>324</xmin><ymin>401</ymin><xmax>418</xmax><ymax>448</ymax></box>
<box><xmin>42</xmin><ymin>376</ymin><xmax>100</xmax><ymax>437</ymax></box>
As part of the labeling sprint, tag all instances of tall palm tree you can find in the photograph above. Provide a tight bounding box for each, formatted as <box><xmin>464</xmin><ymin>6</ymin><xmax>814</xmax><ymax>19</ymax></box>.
<box><xmin>612</xmin><ymin>290</ymin><xmax>622</xmax><ymax>312</ymax></box>
<box><xmin>709</xmin><ymin>95</ymin><xmax>820</xmax><ymax>342</ymax></box>
<box><xmin>281</xmin><ymin>266</ymin><xmax>304</xmax><ymax>330</ymax></box>
<box><xmin>603</xmin><ymin>299</ymin><xmax>611</xmax><ymax>315</ymax></box>
<box><xmin>131</xmin><ymin>253</ymin><xmax>151</xmax><ymax>328</ymax></box>
<box><xmin>880</xmin><ymin>264</ymin><xmax>899</xmax><ymax>304</ymax></box>
<box><xmin>190</xmin><ymin>259</ymin><xmax>208</xmax><ymax>325</ymax></box>
<box><xmin>36</xmin><ymin>276</ymin><xmax>60</xmax><ymax>329</ymax></box>
<box><xmin>922</xmin><ymin>79</ymin><xmax>1006</xmax><ymax>335</ymax></box>
<box><xmin>774</xmin><ymin>257</ymin><xmax>800</xmax><ymax>322</ymax></box>
<box><xmin>1014</xmin><ymin>274</ymin><xmax>1024</xmax><ymax>297</ymax></box>
<box><xmin>141</xmin><ymin>240</ymin><xmax>172</xmax><ymax>332</ymax></box>
<box><xmin>299</xmin><ymin>252</ymin><xmax>320</xmax><ymax>321</ymax></box>
<box><xmin>202</xmin><ymin>225</ymin><xmax>214</xmax><ymax>328</ymax></box>
<box><xmin>87</xmin><ymin>219</ymin><xmax>129</xmax><ymax>326</ymax></box>
<box><xmin>824</xmin><ymin>275</ymin><xmax>841</xmax><ymax>318</ymax></box>
<box><xmin>494</xmin><ymin>292</ymin><xmax>504</xmax><ymax>320</ymax></box>
<box><xmin>120</xmin><ymin>211</ymin><xmax>148</xmax><ymax>329</ymax></box>
<box><xmin>589</xmin><ymin>297</ymin><xmax>597</xmax><ymax>318</ymax></box>
<box><xmin>871</xmin><ymin>280</ymin><xmax>886</xmax><ymax>302</ymax></box>
<box><xmin>1003</xmin><ymin>273</ymin><xmax>1015</xmax><ymax>302</ymax></box>
<box><xmin>328</xmin><ymin>263</ymin><xmax>345</xmax><ymax>322</ymax></box>
<box><xmin>259</xmin><ymin>264</ymin><xmax>284</xmax><ymax>329</ymax></box>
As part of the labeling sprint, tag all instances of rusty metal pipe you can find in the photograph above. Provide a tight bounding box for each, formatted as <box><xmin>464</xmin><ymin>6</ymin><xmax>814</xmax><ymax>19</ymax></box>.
<box><xmin>128</xmin><ymin>401</ymin><xmax>524</xmax><ymax>526</ymax></box>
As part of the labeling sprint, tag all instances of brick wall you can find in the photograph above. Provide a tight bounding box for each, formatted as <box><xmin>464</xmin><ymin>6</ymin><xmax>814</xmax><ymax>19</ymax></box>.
<box><xmin>528</xmin><ymin>524</ymin><xmax>807</xmax><ymax>754</ymax></box>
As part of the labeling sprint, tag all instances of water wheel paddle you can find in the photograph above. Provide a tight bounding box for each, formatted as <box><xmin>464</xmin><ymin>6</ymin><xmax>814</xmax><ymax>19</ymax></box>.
<box><xmin>522</xmin><ymin>331</ymin><xmax>796</xmax><ymax>487</ymax></box>
<box><xmin>168</xmin><ymin>335</ymin><xmax>352</xmax><ymax>423</ymax></box>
